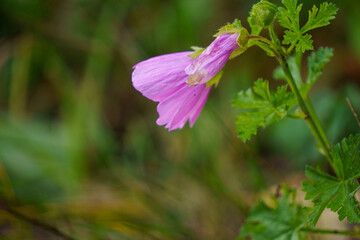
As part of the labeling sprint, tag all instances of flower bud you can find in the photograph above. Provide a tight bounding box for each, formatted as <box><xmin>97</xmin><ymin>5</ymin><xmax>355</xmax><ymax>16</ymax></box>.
<box><xmin>249</xmin><ymin>0</ymin><xmax>278</xmax><ymax>28</ymax></box>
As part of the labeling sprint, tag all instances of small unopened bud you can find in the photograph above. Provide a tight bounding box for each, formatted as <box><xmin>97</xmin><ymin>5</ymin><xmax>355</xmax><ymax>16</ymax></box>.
<box><xmin>250</xmin><ymin>0</ymin><xmax>278</xmax><ymax>28</ymax></box>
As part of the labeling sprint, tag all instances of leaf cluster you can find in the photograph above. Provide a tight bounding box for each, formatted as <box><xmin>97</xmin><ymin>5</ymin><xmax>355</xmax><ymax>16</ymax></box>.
<box><xmin>274</xmin><ymin>47</ymin><xmax>333</xmax><ymax>96</ymax></box>
<box><xmin>303</xmin><ymin>134</ymin><xmax>360</xmax><ymax>227</ymax></box>
<box><xmin>278</xmin><ymin>0</ymin><xmax>338</xmax><ymax>52</ymax></box>
<box><xmin>233</xmin><ymin>79</ymin><xmax>295</xmax><ymax>142</ymax></box>
<box><xmin>239</xmin><ymin>187</ymin><xmax>308</xmax><ymax>240</ymax></box>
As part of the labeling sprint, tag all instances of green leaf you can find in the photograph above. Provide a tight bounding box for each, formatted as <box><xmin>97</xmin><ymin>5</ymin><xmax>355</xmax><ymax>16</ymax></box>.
<box><xmin>278</xmin><ymin>0</ymin><xmax>311</xmax><ymax>53</ymax></box>
<box><xmin>301</xmin><ymin>3</ymin><xmax>338</xmax><ymax>33</ymax></box>
<box><xmin>278</xmin><ymin>0</ymin><xmax>302</xmax><ymax>32</ymax></box>
<box><xmin>283</xmin><ymin>31</ymin><xmax>314</xmax><ymax>52</ymax></box>
<box><xmin>235</xmin><ymin>111</ymin><xmax>271</xmax><ymax>142</ymax></box>
<box><xmin>274</xmin><ymin>48</ymin><xmax>332</xmax><ymax>96</ymax></box>
<box><xmin>238</xmin><ymin>186</ymin><xmax>308</xmax><ymax>240</ymax></box>
<box><xmin>303</xmin><ymin>47</ymin><xmax>333</xmax><ymax>94</ymax></box>
<box><xmin>233</xmin><ymin>79</ymin><xmax>295</xmax><ymax>142</ymax></box>
<box><xmin>278</xmin><ymin>1</ymin><xmax>337</xmax><ymax>53</ymax></box>
<box><xmin>303</xmin><ymin>134</ymin><xmax>360</xmax><ymax>227</ymax></box>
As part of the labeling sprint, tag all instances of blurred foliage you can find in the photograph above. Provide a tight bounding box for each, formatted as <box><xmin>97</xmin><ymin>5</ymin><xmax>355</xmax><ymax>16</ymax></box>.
<box><xmin>0</xmin><ymin>0</ymin><xmax>359</xmax><ymax>239</ymax></box>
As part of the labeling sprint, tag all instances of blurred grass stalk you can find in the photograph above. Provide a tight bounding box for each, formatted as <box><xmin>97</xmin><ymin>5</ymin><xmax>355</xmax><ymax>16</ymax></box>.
<box><xmin>9</xmin><ymin>36</ymin><xmax>32</xmax><ymax>119</ymax></box>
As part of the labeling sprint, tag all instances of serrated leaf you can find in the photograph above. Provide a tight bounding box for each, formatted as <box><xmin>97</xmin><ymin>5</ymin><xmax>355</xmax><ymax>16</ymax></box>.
<box><xmin>301</xmin><ymin>3</ymin><xmax>338</xmax><ymax>33</ymax></box>
<box><xmin>332</xmin><ymin>135</ymin><xmax>360</xmax><ymax>180</ymax></box>
<box><xmin>238</xmin><ymin>186</ymin><xmax>308</xmax><ymax>240</ymax></box>
<box><xmin>233</xmin><ymin>79</ymin><xmax>295</xmax><ymax>141</ymax></box>
<box><xmin>253</xmin><ymin>78</ymin><xmax>271</xmax><ymax>101</ymax></box>
<box><xmin>303</xmin><ymin>134</ymin><xmax>360</xmax><ymax>227</ymax></box>
<box><xmin>294</xmin><ymin>34</ymin><xmax>314</xmax><ymax>52</ymax></box>
<box><xmin>233</xmin><ymin>89</ymin><xmax>271</xmax><ymax>109</ymax></box>
<box><xmin>278</xmin><ymin>0</ymin><xmax>312</xmax><ymax>53</ymax></box>
<box><xmin>278</xmin><ymin>0</ymin><xmax>302</xmax><ymax>32</ymax></box>
<box><xmin>274</xmin><ymin>48</ymin><xmax>332</xmax><ymax>96</ymax></box>
<box><xmin>278</xmin><ymin>1</ymin><xmax>337</xmax><ymax>53</ymax></box>
<box><xmin>302</xmin><ymin>47</ymin><xmax>333</xmax><ymax>94</ymax></box>
<box><xmin>235</xmin><ymin>111</ymin><xmax>271</xmax><ymax>142</ymax></box>
<box><xmin>283</xmin><ymin>31</ymin><xmax>313</xmax><ymax>53</ymax></box>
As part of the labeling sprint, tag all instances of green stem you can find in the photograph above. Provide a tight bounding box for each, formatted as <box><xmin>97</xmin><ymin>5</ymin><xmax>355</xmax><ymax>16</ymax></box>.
<box><xmin>286</xmin><ymin>41</ymin><xmax>297</xmax><ymax>55</ymax></box>
<box><xmin>249</xmin><ymin>35</ymin><xmax>273</xmax><ymax>46</ymax></box>
<box><xmin>300</xmin><ymin>228</ymin><xmax>358</xmax><ymax>237</ymax></box>
<box><xmin>249</xmin><ymin>35</ymin><xmax>278</xmax><ymax>55</ymax></box>
<box><xmin>278</xmin><ymin>57</ymin><xmax>333</xmax><ymax>167</ymax></box>
<box><xmin>268</xmin><ymin>26</ymin><xmax>285</xmax><ymax>56</ymax></box>
<box><xmin>305</xmin><ymin>98</ymin><xmax>330</xmax><ymax>150</ymax></box>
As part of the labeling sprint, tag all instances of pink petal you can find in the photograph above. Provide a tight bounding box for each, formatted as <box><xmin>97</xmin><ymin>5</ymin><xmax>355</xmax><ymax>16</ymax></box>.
<box><xmin>185</xmin><ymin>34</ymin><xmax>239</xmax><ymax>86</ymax></box>
<box><xmin>132</xmin><ymin>51</ymin><xmax>212</xmax><ymax>131</ymax></box>
<box><xmin>156</xmin><ymin>83</ymin><xmax>211</xmax><ymax>131</ymax></box>
<box><xmin>132</xmin><ymin>52</ymin><xmax>193</xmax><ymax>102</ymax></box>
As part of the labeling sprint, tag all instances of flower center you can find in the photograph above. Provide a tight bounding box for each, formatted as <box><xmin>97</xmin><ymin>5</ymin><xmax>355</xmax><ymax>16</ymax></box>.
<box><xmin>186</xmin><ymin>69</ymin><xmax>208</xmax><ymax>86</ymax></box>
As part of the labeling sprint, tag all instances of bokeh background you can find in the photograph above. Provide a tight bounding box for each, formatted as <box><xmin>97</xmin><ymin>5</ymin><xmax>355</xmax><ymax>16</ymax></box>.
<box><xmin>0</xmin><ymin>0</ymin><xmax>359</xmax><ymax>239</ymax></box>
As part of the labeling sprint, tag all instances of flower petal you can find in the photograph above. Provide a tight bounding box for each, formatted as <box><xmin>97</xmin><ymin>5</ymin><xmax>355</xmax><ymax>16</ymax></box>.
<box><xmin>156</xmin><ymin>83</ymin><xmax>211</xmax><ymax>131</ymax></box>
<box><xmin>185</xmin><ymin>34</ymin><xmax>239</xmax><ymax>86</ymax></box>
<box><xmin>132</xmin><ymin>51</ymin><xmax>193</xmax><ymax>102</ymax></box>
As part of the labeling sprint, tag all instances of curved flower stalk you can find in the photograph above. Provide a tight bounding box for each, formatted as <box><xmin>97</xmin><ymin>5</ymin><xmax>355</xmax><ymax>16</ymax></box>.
<box><xmin>132</xmin><ymin>52</ymin><xmax>211</xmax><ymax>131</ymax></box>
<box><xmin>185</xmin><ymin>33</ymin><xmax>240</xmax><ymax>86</ymax></box>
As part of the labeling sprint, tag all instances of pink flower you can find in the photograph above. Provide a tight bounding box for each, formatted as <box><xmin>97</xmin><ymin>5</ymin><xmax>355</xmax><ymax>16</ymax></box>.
<box><xmin>132</xmin><ymin>52</ymin><xmax>211</xmax><ymax>131</ymax></box>
<box><xmin>131</xmin><ymin>33</ymin><xmax>240</xmax><ymax>131</ymax></box>
<box><xmin>185</xmin><ymin>33</ymin><xmax>240</xmax><ymax>86</ymax></box>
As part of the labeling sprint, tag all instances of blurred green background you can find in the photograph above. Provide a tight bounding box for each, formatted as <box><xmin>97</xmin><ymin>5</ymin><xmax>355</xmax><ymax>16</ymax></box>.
<box><xmin>0</xmin><ymin>0</ymin><xmax>359</xmax><ymax>239</ymax></box>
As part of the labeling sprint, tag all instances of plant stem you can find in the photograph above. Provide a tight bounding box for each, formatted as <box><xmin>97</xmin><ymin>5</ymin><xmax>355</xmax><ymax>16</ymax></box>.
<box><xmin>300</xmin><ymin>227</ymin><xmax>359</xmax><ymax>237</ymax></box>
<box><xmin>305</xmin><ymin>98</ymin><xmax>330</xmax><ymax>150</ymax></box>
<box><xmin>249</xmin><ymin>35</ymin><xmax>278</xmax><ymax>54</ymax></box>
<box><xmin>249</xmin><ymin>35</ymin><xmax>273</xmax><ymax>46</ymax></box>
<box><xmin>346</xmin><ymin>97</ymin><xmax>360</xmax><ymax>127</ymax></box>
<box><xmin>277</xmin><ymin>57</ymin><xmax>333</xmax><ymax>167</ymax></box>
<box><xmin>268</xmin><ymin>26</ymin><xmax>285</xmax><ymax>56</ymax></box>
<box><xmin>286</xmin><ymin>41</ymin><xmax>297</xmax><ymax>55</ymax></box>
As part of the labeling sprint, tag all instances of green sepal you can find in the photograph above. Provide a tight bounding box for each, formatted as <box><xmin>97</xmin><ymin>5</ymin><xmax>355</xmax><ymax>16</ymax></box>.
<box><xmin>237</xmin><ymin>27</ymin><xmax>249</xmax><ymax>49</ymax></box>
<box><xmin>229</xmin><ymin>48</ymin><xmax>247</xmax><ymax>60</ymax></box>
<box><xmin>214</xmin><ymin>19</ymin><xmax>249</xmax><ymax>49</ymax></box>
<box><xmin>188</xmin><ymin>47</ymin><xmax>205</xmax><ymax>59</ymax></box>
<box><xmin>206</xmin><ymin>69</ymin><xmax>224</xmax><ymax>88</ymax></box>
<box><xmin>214</xmin><ymin>19</ymin><xmax>243</xmax><ymax>37</ymax></box>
